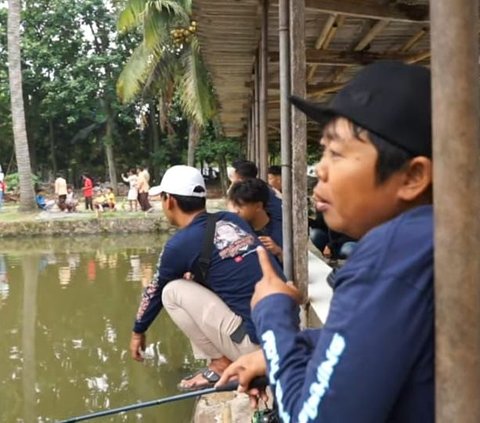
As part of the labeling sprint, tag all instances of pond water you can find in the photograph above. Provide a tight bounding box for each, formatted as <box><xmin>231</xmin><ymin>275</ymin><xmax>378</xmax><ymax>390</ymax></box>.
<box><xmin>0</xmin><ymin>235</ymin><xmax>198</xmax><ymax>423</ymax></box>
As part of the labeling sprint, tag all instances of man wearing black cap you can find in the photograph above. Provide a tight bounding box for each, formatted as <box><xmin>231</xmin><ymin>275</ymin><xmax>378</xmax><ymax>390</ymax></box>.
<box><xmin>218</xmin><ymin>62</ymin><xmax>434</xmax><ymax>422</ymax></box>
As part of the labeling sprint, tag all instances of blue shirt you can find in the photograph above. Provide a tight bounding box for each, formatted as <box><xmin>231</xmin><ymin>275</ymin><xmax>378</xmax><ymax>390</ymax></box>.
<box><xmin>134</xmin><ymin>211</ymin><xmax>285</xmax><ymax>344</ymax></box>
<box><xmin>253</xmin><ymin>205</ymin><xmax>434</xmax><ymax>422</ymax></box>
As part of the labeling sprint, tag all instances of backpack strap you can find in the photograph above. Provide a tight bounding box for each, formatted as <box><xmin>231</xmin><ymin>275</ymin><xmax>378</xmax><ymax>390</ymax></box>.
<box><xmin>193</xmin><ymin>212</ymin><xmax>219</xmax><ymax>287</ymax></box>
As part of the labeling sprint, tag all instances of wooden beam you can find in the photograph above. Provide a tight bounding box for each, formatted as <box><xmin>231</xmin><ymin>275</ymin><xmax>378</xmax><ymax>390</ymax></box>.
<box><xmin>304</xmin><ymin>0</ymin><xmax>429</xmax><ymax>23</ymax></box>
<box><xmin>399</xmin><ymin>27</ymin><xmax>429</xmax><ymax>52</ymax></box>
<box><xmin>406</xmin><ymin>50</ymin><xmax>431</xmax><ymax>64</ymax></box>
<box><xmin>307</xmin><ymin>14</ymin><xmax>337</xmax><ymax>81</ymax></box>
<box><xmin>354</xmin><ymin>20</ymin><xmax>391</xmax><ymax>51</ymax></box>
<box><xmin>270</xmin><ymin>49</ymin><xmax>431</xmax><ymax>66</ymax></box>
<box><xmin>314</xmin><ymin>14</ymin><xmax>336</xmax><ymax>49</ymax></box>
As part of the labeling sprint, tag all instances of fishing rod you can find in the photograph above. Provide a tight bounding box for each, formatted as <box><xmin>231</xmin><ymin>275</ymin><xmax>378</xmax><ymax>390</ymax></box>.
<box><xmin>57</xmin><ymin>376</ymin><xmax>268</xmax><ymax>423</ymax></box>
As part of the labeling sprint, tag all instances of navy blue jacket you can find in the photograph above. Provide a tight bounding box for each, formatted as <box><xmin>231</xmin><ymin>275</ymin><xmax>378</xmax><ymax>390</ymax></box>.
<box><xmin>253</xmin><ymin>206</ymin><xmax>434</xmax><ymax>422</ymax></box>
<box><xmin>133</xmin><ymin>211</ymin><xmax>285</xmax><ymax>344</ymax></box>
<box><xmin>267</xmin><ymin>188</ymin><xmax>282</xmax><ymax>224</ymax></box>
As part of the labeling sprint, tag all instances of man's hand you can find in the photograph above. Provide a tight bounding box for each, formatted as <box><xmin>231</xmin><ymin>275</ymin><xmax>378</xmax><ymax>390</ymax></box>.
<box><xmin>258</xmin><ymin>236</ymin><xmax>282</xmax><ymax>258</ymax></box>
<box><xmin>215</xmin><ymin>349</ymin><xmax>268</xmax><ymax>408</ymax></box>
<box><xmin>130</xmin><ymin>332</ymin><xmax>146</xmax><ymax>361</ymax></box>
<box><xmin>251</xmin><ymin>247</ymin><xmax>302</xmax><ymax>308</ymax></box>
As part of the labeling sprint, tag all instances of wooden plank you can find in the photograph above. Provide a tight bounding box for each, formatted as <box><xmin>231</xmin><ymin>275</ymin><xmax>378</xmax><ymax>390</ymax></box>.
<box><xmin>354</xmin><ymin>19</ymin><xmax>390</xmax><ymax>51</ymax></box>
<box><xmin>303</xmin><ymin>0</ymin><xmax>429</xmax><ymax>23</ymax></box>
<box><xmin>270</xmin><ymin>49</ymin><xmax>430</xmax><ymax>65</ymax></box>
<box><xmin>290</xmin><ymin>0</ymin><xmax>309</xmax><ymax>305</ymax></box>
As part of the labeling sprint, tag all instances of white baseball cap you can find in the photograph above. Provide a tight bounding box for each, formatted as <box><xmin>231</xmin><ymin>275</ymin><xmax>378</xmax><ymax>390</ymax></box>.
<box><xmin>157</xmin><ymin>165</ymin><xmax>206</xmax><ymax>198</ymax></box>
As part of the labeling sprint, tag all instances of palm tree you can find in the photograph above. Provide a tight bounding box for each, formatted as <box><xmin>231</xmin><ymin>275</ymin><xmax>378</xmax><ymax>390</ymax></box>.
<box><xmin>7</xmin><ymin>0</ymin><xmax>36</xmax><ymax>210</ymax></box>
<box><xmin>117</xmin><ymin>0</ymin><xmax>216</xmax><ymax>167</ymax></box>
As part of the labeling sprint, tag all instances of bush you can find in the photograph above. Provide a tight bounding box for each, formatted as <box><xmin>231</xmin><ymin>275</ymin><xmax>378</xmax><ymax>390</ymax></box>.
<box><xmin>4</xmin><ymin>173</ymin><xmax>40</xmax><ymax>192</ymax></box>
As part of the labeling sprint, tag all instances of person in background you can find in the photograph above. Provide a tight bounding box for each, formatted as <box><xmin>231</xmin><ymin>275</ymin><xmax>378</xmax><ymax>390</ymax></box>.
<box><xmin>230</xmin><ymin>160</ymin><xmax>282</xmax><ymax>225</ymax></box>
<box><xmin>36</xmin><ymin>189</ymin><xmax>55</xmax><ymax>211</ymax></box>
<box><xmin>267</xmin><ymin>165</ymin><xmax>282</xmax><ymax>198</ymax></box>
<box><xmin>82</xmin><ymin>174</ymin><xmax>94</xmax><ymax>211</ymax></box>
<box><xmin>0</xmin><ymin>179</ymin><xmax>5</xmax><ymax>212</ymax></box>
<box><xmin>137</xmin><ymin>166</ymin><xmax>153</xmax><ymax>213</ymax></box>
<box><xmin>121</xmin><ymin>169</ymin><xmax>138</xmax><ymax>212</ymax></box>
<box><xmin>229</xmin><ymin>178</ymin><xmax>283</xmax><ymax>264</ymax></box>
<box><xmin>65</xmin><ymin>185</ymin><xmax>78</xmax><ymax>212</ymax></box>
<box><xmin>218</xmin><ymin>61</ymin><xmax>434</xmax><ymax>422</ymax></box>
<box><xmin>105</xmin><ymin>187</ymin><xmax>116</xmax><ymax>210</ymax></box>
<box><xmin>54</xmin><ymin>173</ymin><xmax>67</xmax><ymax>211</ymax></box>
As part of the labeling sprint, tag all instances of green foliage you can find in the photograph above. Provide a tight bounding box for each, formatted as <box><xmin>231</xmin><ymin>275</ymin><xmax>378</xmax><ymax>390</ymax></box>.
<box><xmin>195</xmin><ymin>124</ymin><xmax>242</xmax><ymax>165</ymax></box>
<box><xmin>0</xmin><ymin>0</ymin><xmax>147</xmax><ymax>181</ymax></box>
<box><xmin>4</xmin><ymin>173</ymin><xmax>40</xmax><ymax>192</ymax></box>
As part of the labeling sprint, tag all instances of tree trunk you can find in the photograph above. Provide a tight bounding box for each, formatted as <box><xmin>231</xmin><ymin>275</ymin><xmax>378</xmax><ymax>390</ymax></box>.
<box><xmin>104</xmin><ymin>102</ymin><xmax>118</xmax><ymax>193</ymax></box>
<box><xmin>150</xmin><ymin>99</ymin><xmax>161</xmax><ymax>184</ymax></box>
<box><xmin>7</xmin><ymin>0</ymin><xmax>36</xmax><ymax>211</ymax></box>
<box><xmin>49</xmin><ymin>119</ymin><xmax>57</xmax><ymax>176</ymax></box>
<box><xmin>218</xmin><ymin>152</ymin><xmax>229</xmax><ymax>196</ymax></box>
<box><xmin>187</xmin><ymin>121</ymin><xmax>201</xmax><ymax>167</ymax></box>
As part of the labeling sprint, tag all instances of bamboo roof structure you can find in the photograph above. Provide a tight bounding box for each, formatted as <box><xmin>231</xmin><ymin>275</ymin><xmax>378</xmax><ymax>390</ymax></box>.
<box><xmin>193</xmin><ymin>0</ymin><xmax>430</xmax><ymax>141</ymax></box>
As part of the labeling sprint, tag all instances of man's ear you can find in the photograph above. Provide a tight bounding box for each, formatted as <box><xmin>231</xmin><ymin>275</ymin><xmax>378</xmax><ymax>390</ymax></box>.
<box><xmin>398</xmin><ymin>157</ymin><xmax>433</xmax><ymax>202</ymax></box>
<box><xmin>164</xmin><ymin>194</ymin><xmax>175</xmax><ymax>210</ymax></box>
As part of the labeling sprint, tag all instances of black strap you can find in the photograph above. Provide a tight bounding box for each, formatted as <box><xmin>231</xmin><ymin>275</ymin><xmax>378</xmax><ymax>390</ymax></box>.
<box><xmin>193</xmin><ymin>212</ymin><xmax>219</xmax><ymax>287</ymax></box>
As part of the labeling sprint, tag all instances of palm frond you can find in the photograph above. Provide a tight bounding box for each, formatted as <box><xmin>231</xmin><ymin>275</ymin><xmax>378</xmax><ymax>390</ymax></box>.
<box><xmin>117</xmin><ymin>43</ymin><xmax>156</xmax><ymax>103</ymax></box>
<box><xmin>143</xmin><ymin>48</ymin><xmax>179</xmax><ymax>97</ymax></box>
<box><xmin>118</xmin><ymin>0</ymin><xmax>147</xmax><ymax>32</ymax></box>
<box><xmin>178</xmin><ymin>37</ymin><xmax>217</xmax><ymax>126</ymax></box>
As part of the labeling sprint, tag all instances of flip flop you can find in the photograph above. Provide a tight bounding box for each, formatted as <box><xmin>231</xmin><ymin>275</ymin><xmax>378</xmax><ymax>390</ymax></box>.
<box><xmin>177</xmin><ymin>367</ymin><xmax>221</xmax><ymax>392</ymax></box>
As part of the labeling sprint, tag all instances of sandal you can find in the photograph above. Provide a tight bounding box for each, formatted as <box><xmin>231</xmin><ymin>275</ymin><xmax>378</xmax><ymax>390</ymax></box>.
<box><xmin>177</xmin><ymin>367</ymin><xmax>221</xmax><ymax>391</ymax></box>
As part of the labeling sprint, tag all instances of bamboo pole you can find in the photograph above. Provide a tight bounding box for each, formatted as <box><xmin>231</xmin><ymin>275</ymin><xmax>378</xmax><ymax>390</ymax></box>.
<box><xmin>254</xmin><ymin>55</ymin><xmax>261</xmax><ymax>167</ymax></box>
<box><xmin>259</xmin><ymin>0</ymin><xmax>269</xmax><ymax>181</ymax></box>
<box><xmin>290</xmin><ymin>0</ymin><xmax>308</xmax><ymax>302</ymax></box>
<box><xmin>246</xmin><ymin>109</ymin><xmax>252</xmax><ymax>161</ymax></box>
<box><xmin>279</xmin><ymin>0</ymin><xmax>293</xmax><ymax>279</ymax></box>
<box><xmin>430</xmin><ymin>1</ymin><xmax>480</xmax><ymax>422</ymax></box>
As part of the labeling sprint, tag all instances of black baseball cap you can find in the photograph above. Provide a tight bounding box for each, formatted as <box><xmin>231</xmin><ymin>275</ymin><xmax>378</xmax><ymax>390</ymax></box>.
<box><xmin>290</xmin><ymin>61</ymin><xmax>432</xmax><ymax>158</ymax></box>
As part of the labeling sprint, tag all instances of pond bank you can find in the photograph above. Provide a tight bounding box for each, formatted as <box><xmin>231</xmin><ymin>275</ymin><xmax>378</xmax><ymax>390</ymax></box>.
<box><xmin>0</xmin><ymin>199</ymin><xmax>227</xmax><ymax>238</ymax></box>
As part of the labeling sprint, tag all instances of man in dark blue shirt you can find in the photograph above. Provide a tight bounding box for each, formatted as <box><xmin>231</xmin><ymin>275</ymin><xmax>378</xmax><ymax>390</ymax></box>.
<box><xmin>228</xmin><ymin>178</ymin><xmax>283</xmax><ymax>264</ymax></box>
<box><xmin>129</xmin><ymin>165</ymin><xmax>285</xmax><ymax>391</ymax></box>
<box><xmin>229</xmin><ymin>159</ymin><xmax>283</xmax><ymax>224</ymax></box>
<box><xmin>218</xmin><ymin>62</ymin><xmax>434</xmax><ymax>422</ymax></box>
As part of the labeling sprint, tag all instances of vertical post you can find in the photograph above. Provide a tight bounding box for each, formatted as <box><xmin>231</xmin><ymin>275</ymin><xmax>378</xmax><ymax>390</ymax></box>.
<box><xmin>254</xmin><ymin>54</ymin><xmax>261</xmax><ymax>168</ymax></box>
<box><xmin>279</xmin><ymin>0</ymin><xmax>293</xmax><ymax>279</ymax></box>
<box><xmin>430</xmin><ymin>1</ymin><xmax>480</xmax><ymax>422</ymax></box>
<box><xmin>246</xmin><ymin>110</ymin><xmax>252</xmax><ymax>161</ymax></box>
<box><xmin>290</xmin><ymin>0</ymin><xmax>307</xmax><ymax>302</ymax></box>
<box><xmin>259</xmin><ymin>0</ymin><xmax>270</xmax><ymax>181</ymax></box>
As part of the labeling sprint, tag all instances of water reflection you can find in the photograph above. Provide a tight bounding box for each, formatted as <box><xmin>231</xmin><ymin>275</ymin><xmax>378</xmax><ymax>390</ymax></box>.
<box><xmin>0</xmin><ymin>235</ymin><xmax>197</xmax><ymax>422</ymax></box>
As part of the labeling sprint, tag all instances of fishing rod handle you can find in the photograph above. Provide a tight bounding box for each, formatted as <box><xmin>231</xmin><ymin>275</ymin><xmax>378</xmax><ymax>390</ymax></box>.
<box><xmin>215</xmin><ymin>375</ymin><xmax>269</xmax><ymax>392</ymax></box>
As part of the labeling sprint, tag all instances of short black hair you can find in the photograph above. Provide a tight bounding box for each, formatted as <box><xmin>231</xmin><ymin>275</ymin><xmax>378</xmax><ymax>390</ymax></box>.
<box><xmin>161</xmin><ymin>186</ymin><xmax>206</xmax><ymax>213</ymax></box>
<box><xmin>324</xmin><ymin>118</ymin><xmax>413</xmax><ymax>184</ymax></box>
<box><xmin>232</xmin><ymin>160</ymin><xmax>258</xmax><ymax>179</ymax></box>
<box><xmin>267</xmin><ymin>165</ymin><xmax>281</xmax><ymax>176</ymax></box>
<box><xmin>228</xmin><ymin>178</ymin><xmax>269</xmax><ymax>208</ymax></box>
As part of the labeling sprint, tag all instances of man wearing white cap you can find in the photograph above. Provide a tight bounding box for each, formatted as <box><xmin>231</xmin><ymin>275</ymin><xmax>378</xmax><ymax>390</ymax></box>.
<box><xmin>129</xmin><ymin>165</ymin><xmax>285</xmax><ymax>391</ymax></box>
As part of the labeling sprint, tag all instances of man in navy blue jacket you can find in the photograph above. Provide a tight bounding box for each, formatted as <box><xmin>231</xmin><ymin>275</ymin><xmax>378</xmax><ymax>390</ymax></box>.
<box><xmin>129</xmin><ymin>165</ymin><xmax>285</xmax><ymax>390</ymax></box>
<box><xmin>228</xmin><ymin>178</ymin><xmax>283</xmax><ymax>264</ymax></box>
<box><xmin>218</xmin><ymin>62</ymin><xmax>434</xmax><ymax>422</ymax></box>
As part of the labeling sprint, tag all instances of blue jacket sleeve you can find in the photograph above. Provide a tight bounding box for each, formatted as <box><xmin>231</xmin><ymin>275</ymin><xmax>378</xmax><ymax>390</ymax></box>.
<box><xmin>252</xmin><ymin>262</ymin><xmax>433</xmax><ymax>423</ymax></box>
<box><xmin>133</xmin><ymin>238</ymin><xmax>190</xmax><ymax>333</ymax></box>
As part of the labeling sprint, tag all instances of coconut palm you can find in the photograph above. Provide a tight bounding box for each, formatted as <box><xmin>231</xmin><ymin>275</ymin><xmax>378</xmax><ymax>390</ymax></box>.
<box><xmin>117</xmin><ymin>0</ymin><xmax>216</xmax><ymax>166</ymax></box>
<box><xmin>7</xmin><ymin>0</ymin><xmax>36</xmax><ymax>210</ymax></box>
